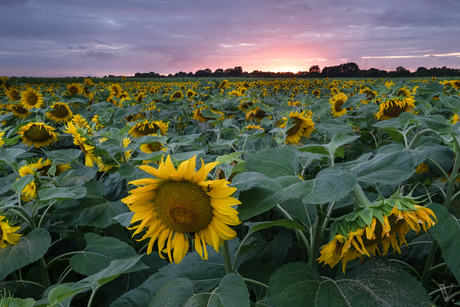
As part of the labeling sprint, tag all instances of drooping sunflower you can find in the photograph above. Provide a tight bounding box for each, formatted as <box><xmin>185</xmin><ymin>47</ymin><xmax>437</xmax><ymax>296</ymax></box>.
<box><xmin>192</xmin><ymin>107</ymin><xmax>224</xmax><ymax>123</ymax></box>
<box><xmin>329</xmin><ymin>93</ymin><xmax>348</xmax><ymax>117</ymax></box>
<box><xmin>67</xmin><ymin>83</ymin><xmax>84</xmax><ymax>95</ymax></box>
<box><xmin>245</xmin><ymin>106</ymin><xmax>270</xmax><ymax>122</ymax></box>
<box><xmin>375</xmin><ymin>97</ymin><xmax>416</xmax><ymax>120</ymax></box>
<box><xmin>0</xmin><ymin>215</ymin><xmax>22</xmax><ymax>248</ymax></box>
<box><xmin>63</xmin><ymin>121</ymin><xmax>98</xmax><ymax>167</ymax></box>
<box><xmin>121</xmin><ymin>155</ymin><xmax>241</xmax><ymax>264</ymax></box>
<box><xmin>5</xmin><ymin>88</ymin><xmax>21</xmax><ymax>101</ymax></box>
<box><xmin>170</xmin><ymin>90</ymin><xmax>184</xmax><ymax>100</ymax></box>
<box><xmin>18</xmin><ymin>164</ymin><xmax>39</xmax><ymax>202</ymax></box>
<box><xmin>28</xmin><ymin>158</ymin><xmax>71</xmax><ymax>177</ymax></box>
<box><xmin>318</xmin><ymin>190</ymin><xmax>436</xmax><ymax>273</ymax></box>
<box><xmin>109</xmin><ymin>84</ymin><xmax>123</xmax><ymax>98</ymax></box>
<box><xmin>278</xmin><ymin>110</ymin><xmax>315</xmax><ymax>144</ymax></box>
<box><xmin>18</xmin><ymin>123</ymin><xmax>59</xmax><ymax>148</ymax></box>
<box><xmin>10</xmin><ymin>103</ymin><xmax>31</xmax><ymax>119</ymax></box>
<box><xmin>129</xmin><ymin>120</ymin><xmax>168</xmax><ymax>138</ymax></box>
<box><xmin>20</xmin><ymin>87</ymin><xmax>44</xmax><ymax>109</ymax></box>
<box><xmin>46</xmin><ymin>102</ymin><xmax>73</xmax><ymax>123</ymax></box>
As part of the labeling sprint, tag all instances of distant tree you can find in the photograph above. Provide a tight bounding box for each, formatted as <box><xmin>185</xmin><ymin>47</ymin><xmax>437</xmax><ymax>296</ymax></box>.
<box><xmin>309</xmin><ymin>65</ymin><xmax>321</xmax><ymax>74</ymax></box>
<box><xmin>338</xmin><ymin>62</ymin><xmax>360</xmax><ymax>77</ymax></box>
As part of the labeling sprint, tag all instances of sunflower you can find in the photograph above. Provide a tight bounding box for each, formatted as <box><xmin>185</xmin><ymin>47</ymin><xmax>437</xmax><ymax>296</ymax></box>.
<box><xmin>63</xmin><ymin>121</ymin><xmax>98</xmax><ymax>167</ymax></box>
<box><xmin>0</xmin><ymin>131</ymin><xmax>4</xmax><ymax>146</ymax></box>
<box><xmin>67</xmin><ymin>83</ymin><xmax>84</xmax><ymax>95</ymax></box>
<box><xmin>318</xmin><ymin>191</ymin><xmax>436</xmax><ymax>273</ymax></box>
<box><xmin>121</xmin><ymin>155</ymin><xmax>241</xmax><ymax>264</ymax></box>
<box><xmin>20</xmin><ymin>87</ymin><xmax>44</xmax><ymax>109</ymax></box>
<box><xmin>192</xmin><ymin>107</ymin><xmax>224</xmax><ymax>123</ymax></box>
<box><xmin>329</xmin><ymin>93</ymin><xmax>348</xmax><ymax>117</ymax></box>
<box><xmin>452</xmin><ymin>114</ymin><xmax>459</xmax><ymax>125</ymax></box>
<box><xmin>72</xmin><ymin>114</ymin><xmax>92</xmax><ymax>132</ymax></box>
<box><xmin>140</xmin><ymin>135</ymin><xmax>167</xmax><ymax>153</ymax></box>
<box><xmin>10</xmin><ymin>104</ymin><xmax>31</xmax><ymax>119</ymax></box>
<box><xmin>109</xmin><ymin>84</ymin><xmax>123</xmax><ymax>98</ymax></box>
<box><xmin>28</xmin><ymin>158</ymin><xmax>71</xmax><ymax>177</ymax></box>
<box><xmin>18</xmin><ymin>123</ymin><xmax>59</xmax><ymax>148</ymax></box>
<box><xmin>186</xmin><ymin>90</ymin><xmax>196</xmax><ymax>98</ymax></box>
<box><xmin>245</xmin><ymin>106</ymin><xmax>270</xmax><ymax>122</ymax></box>
<box><xmin>170</xmin><ymin>90</ymin><xmax>184</xmax><ymax>100</ymax></box>
<box><xmin>245</xmin><ymin>124</ymin><xmax>264</xmax><ymax>132</ymax></box>
<box><xmin>375</xmin><ymin>97</ymin><xmax>416</xmax><ymax>120</ymax></box>
<box><xmin>5</xmin><ymin>88</ymin><xmax>20</xmax><ymax>101</ymax></box>
<box><xmin>312</xmin><ymin>89</ymin><xmax>321</xmax><ymax>97</ymax></box>
<box><xmin>18</xmin><ymin>164</ymin><xmax>39</xmax><ymax>201</ymax></box>
<box><xmin>0</xmin><ymin>215</ymin><xmax>22</xmax><ymax>248</ymax></box>
<box><xmin>278</xmin><ymin>110</ymin><xmax>315</xmax><ymax>144</ymax></box>
<box><xmin>46</xmin><ymin>102</ymin><xmax>73</xmax><ymax>123</ymax></box>
<box><xmin>129</xmin><ymin>120</ymin><xmax>168</xmax><ymax>138</ymax></box>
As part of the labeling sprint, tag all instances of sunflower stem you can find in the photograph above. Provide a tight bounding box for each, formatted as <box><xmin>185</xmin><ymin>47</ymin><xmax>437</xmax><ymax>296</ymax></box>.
<box><xmin>221</xmin><ymin>240</ymin><xmax>234</xmax><ymax>274</ymax></box>
<box><xmin>242</xmin><ymin>278</ymin><xmax>269</xmax><ymax>289</ymax></box>
<box><xmin>39</xmin><ymin>257</ymin><xmax>51</xmax><ymax>289</ymax></box>
<box><xmin>352</xmin><ymin>184</ymin><xmax>373</xmax><ymax>208</ymax></box>
<box><xmin>407</xmin><ymin>128</ymin><xmax>438</xmax><ymax>149</ymax></box>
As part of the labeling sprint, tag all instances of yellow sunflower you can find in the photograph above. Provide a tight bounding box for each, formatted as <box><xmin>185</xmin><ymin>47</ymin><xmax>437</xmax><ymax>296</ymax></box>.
<box><xmin>129</xmin><ymin>120</ymin><xmax>168</xmax><ymax>138</ymax></box>
<box><xmin>329</xmin><ymin>93</ymin><xmax>348</xmax><ymax>117</ymax></box>
<box><xmin>0</xmin><ymin>215</ymin><xmax>22</xmax><ymax>248</ymax></box>
<box><xmin>170</xmin><ymin>90</ymin><xmax>184</xmax><ymax>100</ymax></box>
<box><xmin>5</xmin><ymin>88</ymin><xmax>21</xmax><ymax>101</ymax></box>
<box><xmin>18</xmin><ymin>123</ymin><xmax>59</xmax><ymax>148</ymax></box>
<box><xmin>46</xmin><ymin>102</ymin><xmax>73</xmax><ymax>123</ymax></box>
<box><xmin>245</xmin><ymin>106</ymin><xmax>270</xmax><ymax>122</ymax></box>
<box><xmin>121</xmin><ymin>155</ymin><xmax>241</xmax><ymax>264</ymax></box>
<box><xmin>63</xmin><ymin>121</ymin><xmax>98</xmax><ymax>167</ymax></box>
<box><xmin>20</xmin><ymin>87</ymin><xmax>44</xmax><ymax>109</ymax></box>
<box><xmin>192</xmin><ymin>107</ymin><xmax>224</xmax><ymax>123</ymax></box>
<box><xmin>28</xmin><ymin>158</ymin><xmax>71</xmax><ymax>177</ymax></box>
<box><xmin>109</xmin><ymin>84</ymin><xmax>123</xmax><ymax>98</ymax></box>
<box><xmin>10</xmin><ymin>103</ymin><xmax>31</xmax><ymax>119</ymax></box>
<box><xmin>67</xmin><ymin>83</ymin><xmax>84</xmax><ymax>95</ymax></box>
<box><xmin>0</xmin><ymin>131</ymin><xmax>5</xmax><ymax>147</ymax></box>
<box><xmin>318</xmin><ymin>192</ymin><xmax>436</xmax><ymax>273</ymax></box>
<box><xmin>375</xmin><ymin>97</ymin><xmax>416</xmax><ymax>120</ymax></box>
<box><xmin>18</xmin><ymin>164</ymin><xmax>39</xmax><ymax>202</ymax></box>
<box><xmin>245</xmin><ymin>124</ymin><xmax>264</xmax><ymax>132</ymax></box>
<box><xmin>140</xmin><ymin>135</ymin><xmax>167</xmax><ymax>153</ymax></box>
<box><xmin>278</xmin><ymin>110</ymin><xmax>315</xmax><ymax>144</ymax></box>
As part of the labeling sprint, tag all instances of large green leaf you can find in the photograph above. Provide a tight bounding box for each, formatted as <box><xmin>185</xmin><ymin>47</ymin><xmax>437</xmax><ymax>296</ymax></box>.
<box><xmin>10</xmin><ymin>174</ymin><xmax>34</xmax><ymax>194</ymax></box>
<box><xmin>38</xmin><ymin>186</ymin><xmax>87</xmax><ymax>201</ymax></box>
<box><xmin>0</xmin><ymin>228</ymin><xmax>51</xmax><ymax>280</ymax></box>
<box><xmin>0</xmin><ymin>298</ymin><xmax>35</xmax><ymax>307</ymax></box>
<box><xmin>350</xmin><ymin>146</ymin><xmax>415</xmax><ymax>184</ymax></box>
<box><xmin>269</xmin><ymin>258</ymin><xmax>432</xmax><ymax>306</ymax></box>
<box><xmin>245</xmin><ymin>147</ymin><xmax>299</xmax><ymax>178</ymax></box>
<box><xmin>284</xmin><ymin>167</ymin><xmax>357</xmax><ymax>204</ymax></box>
<box><xmin>237</xmin><ymin>187</ymin><xmax>285</xmax><ymax>221</ymax></box>
<box><xmin>150</xmin><ymin>273</ymin><xmax>250</xmax><ymax>307</ymax></box>
<box><xmin>231</xmin><ymin>172</ymin><xmax>283</xmax><ymax>192</ymax></box>
<box><xmin>429</xmin><ymin>203</ymin><xmax>460</xmax><ymax>283</ymax></box>
<box><xmin>69</xmin><ymin>233</ymin><xmax>141</xmax><ymax>276</ymax></box>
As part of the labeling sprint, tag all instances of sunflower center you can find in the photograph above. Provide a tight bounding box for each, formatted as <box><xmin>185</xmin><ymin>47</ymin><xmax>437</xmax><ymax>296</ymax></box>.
<box><xmin>13</xmin><ymin>105</ymin><xmax>28</xmax><ymax>114</ymax></box>
<box><xmin>334</xmin><ymin>100</ymin><xmax>345</xmax><ymax>112</ymax></box>
<box><xmin>27</xmin><ymin>94</ymin><xmax>38</xmax><ymax>105</ymax></box>
<box><xmin>147</xmin><ymin>142</ymin><xmax>161</xmax><ymax>151</ymax></box>
<box><xmin>12</xmin><ymin>91</ymin><xmax>20</xmax><ymax>100</ymax></box>
<box><xmin>50</xmin><ymin>105</ymin><xmax>70</xmax><ymax>118</ymax></box>
<box><xmin>154</xmin><ymin>181</ymin><xmax>213</xmax><ymax>233</ymax></box>
<box><xmin>24</xmin><ymin>124</ymin><xmax>53</xmax><ymax>142</ymax></box>
<box><xmin>286</xmin><ymin>118</ymin><xmax>303</xmax><ymax>136</ymax></box>
<box><xmin>69</xmin><ymin>87</ymin><xmax>78</xmax><ymax>95</ymax></box>
<box><xmin>383</xmin><ymin>101</ymin><xmax>407</xmax><ymax>118</ymax></box>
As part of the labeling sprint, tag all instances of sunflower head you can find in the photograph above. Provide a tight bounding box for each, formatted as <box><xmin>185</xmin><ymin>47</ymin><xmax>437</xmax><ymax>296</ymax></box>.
<box><xmin>46</xmin><ymin>102</ymin><xmax>73</xmax><ymax>123</ymax></box>
<box><xmin>318</xmin><ymin>190</ymin><xmax>436</xmax><ymax>272</ymax></box>
<box><xmin>0</xmin><ymin>215</ymin><xmax>22</xmax><ymax>248</ymax></box>
<box><xmin>170</xmin><ymin>90</ymin><xmax>184</xmax><ymax>100</ymax></box>
<box><xmin>121</xmin><ymin>155</ymin><xmax>241</xmax><ymax>264</ymax></box>
<box><xmin>5</xmin><ymin>88</ymin><xmax>21</xmax><ymax>101</ymax></box>
<box><xmin>18</xmin><ymin>122</ymin><xmax>59</xmax><ymax>148</ymax></box>
<box><xmin>329</xmin><ymin>93</ymin><xmax>348</xmax><ymax>117</ymax></box>
<box><xmin>278</xmin><ymin>110</ymin><xmax>315</xmax><ymax>144</ymax></box>
<box><xmin>67</xmin><ymin>83</ymin><xmax>84</xmax><ymax>95</ymax></box>
<box><xmin>375</xmin><ymin>97</ymin><xmax>416</xmax><ymax>120</ymax></box>
<box><xmin>20</xmin><ymin>87</ymin><xmax>44</xmax><ymax>109</ymax></box>
<box><xmin>129</xmin><ymin>120</ymin><xmax>168</xmax><ymax>138</ymax></box>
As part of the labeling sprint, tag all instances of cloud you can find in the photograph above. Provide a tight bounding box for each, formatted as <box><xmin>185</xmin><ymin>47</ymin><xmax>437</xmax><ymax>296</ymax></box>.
<box><xmin>0</xmin><ymin>0</ymin><xmax>27</xmax><ymax>7</ymax></box>
<box><xmin>81</xmin><ymin>50</ymin><xmax>115</xmax><ymax>58</ymax></box>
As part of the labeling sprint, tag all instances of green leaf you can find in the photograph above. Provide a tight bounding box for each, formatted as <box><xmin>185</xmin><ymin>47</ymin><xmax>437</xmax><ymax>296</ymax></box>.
<box><xmin>47</xmin><ymin>284</ymin><xmax>92</xmax><ymax>307</ymax></box>
<box><xmin>148</xmin><ymin>278</ymin><xmax>195</xmax><ymax>307</ymax></box>
<box><xmin>324</xmin><ymin>131</ymin><xmax>360</xmax><ymax>158</ymax></box>
<box><xmin>231</xmin><ymin>172</ymin><xmax>283</xmax><ymax>192</ymax></box>
<box><xmin>0</xmin><ymin>228</ymin><xmax>51</xmax><ymax>280</ymax></box>
<box><xmin>238</xmin><ymin>258</ymin><xmax>277</xmax><ymax>301</ymax></box>
<box><xmin>350</xmin><ymin>146</ymin><xmax>415</xmax><ymax>184</ymax></box>
<box><xmin>0</xmin><ymin>298</ymin><xmax>35</xmax><ymax>307</ymax></box>
<box><xmin>237</xmin><ymin>187</ymin><xmax>285</xmax><ymax>221</ymax></box>
<box><xmin>44</xmin><ymin>149</ymin><xmax>82</xmax><ymax>164</ymax></box>
<box><xmin>269</xmin><ymin>258</ymin><xmax>432</xmax><ymax>306</ymax></box>
<box><xmin>244</xmin><ymin>220</ymin><xmax>306</xmax><ymax>235</ymax></box>
<box><xmin>69</xmin><ymin>233</ymin><xmax>141</xmax><ymax>276</ymax></box>
<box><xmin>428</xmin><ymin>203</ymin><xmax>460</xmax><ymax>283</ymax></box>
<box><xmin>245</xmin><ymin>147</ymin><xmax>299</xmax><ymax>178</ymax></box>
<box><xmin>10</xmin><ymin>175</ymin><xmax>34</xmax><ymax>194</ymax></box>
<box><xmin>285</xmin><ymin>167</ymin><xmax>357</xmax><ymax>204</ymax></box>
<box><xmin>38</xmin><ymin>186</ymin><xmax>87</xmax><ymax>201</ymax></box>
<box><xmin>399</xmin><ymin>112</ymin><xmax>415</xmax><ymax>130</ymax></box>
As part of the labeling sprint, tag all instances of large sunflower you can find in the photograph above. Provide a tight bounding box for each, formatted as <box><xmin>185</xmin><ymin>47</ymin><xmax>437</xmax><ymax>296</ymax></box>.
<box><xmin>318</xmin><ymin>191</ymin><xmax>436</xmax><ymax>273</ymax></box>
<box><xmin>18</xmin><ymin>123</ymin><xmax>59</xmax><ymax>148</ymax></box>
<box><xmin>329</xmin><ymin>93</ymin><xmax>348</xmax><ymax>117</ymax></box>
<box><xmin>46</xmin><ymin>102</ymin><xmax>73</xmax><ymax>123</ymax></box>
<box><xmin>278</xmin><ymin>110</ymin><xmax>315</xmax><ymax>144</ymax></box>
<box><xmin>20</xmin><ymin>87</ymin><xmax>44</xmax><ymax>109</ymax></box>
<box><xmin>0</xmin><ymin>215</ymin><xmax>22</xmax><ymax>248</ymax></box>
<box><xmin>121</xmin><ymin>155</ymin><xmax>241</xmax><ymax>264</ymax></box>
<box><xmin>129</xmin><ymin>120</ymin><xmax>168</xmax><ymax>138</ymax></box>
<box><xmin>375</xmin><ymin>97</ymin><xmax>416</xmax><ymax>120</ymax></box>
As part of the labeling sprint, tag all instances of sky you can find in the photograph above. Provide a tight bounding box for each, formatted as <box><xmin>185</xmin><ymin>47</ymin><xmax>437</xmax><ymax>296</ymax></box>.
<box><xmin>1</xmin><ymin>0</ymin><xmax>460</xmax><ymax>77</ymax></box>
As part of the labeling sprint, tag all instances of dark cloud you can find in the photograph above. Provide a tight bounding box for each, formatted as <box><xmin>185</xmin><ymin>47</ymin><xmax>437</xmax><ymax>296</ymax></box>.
<box><xmin>81</xmin><ymin>50</ymin><xmax>115</xmax><ymax>58</ymax></box>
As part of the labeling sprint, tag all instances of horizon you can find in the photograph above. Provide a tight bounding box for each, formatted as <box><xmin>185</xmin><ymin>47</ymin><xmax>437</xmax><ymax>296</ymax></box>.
<box><xmin>1</xmin><ymin>0</ymin><xmax>460</xmax><ymax>78</ymax></box>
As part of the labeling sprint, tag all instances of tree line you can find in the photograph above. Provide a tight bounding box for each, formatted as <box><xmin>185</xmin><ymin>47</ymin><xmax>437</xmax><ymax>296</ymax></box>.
<box><xmin>131</xmin><ymin>63</ymin><xmax>460</xmax><ymax>79</ymax></box>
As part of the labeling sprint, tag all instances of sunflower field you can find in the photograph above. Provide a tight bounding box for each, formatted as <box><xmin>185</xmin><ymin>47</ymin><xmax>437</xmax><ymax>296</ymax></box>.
<box><xmin>0</xmin><ymin>75</ymin><xmax>460</xmax><ymax>306</ymax></box>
